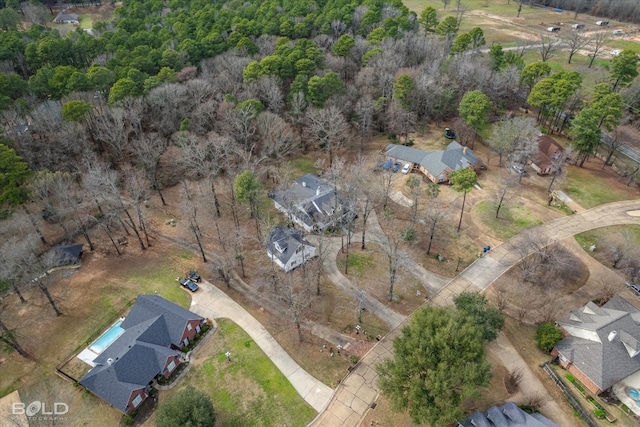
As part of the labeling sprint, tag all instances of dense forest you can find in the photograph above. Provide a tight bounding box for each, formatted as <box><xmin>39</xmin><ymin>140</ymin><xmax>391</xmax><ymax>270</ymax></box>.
<box><xmin>0</xmin><ymin>0</ymin><xmax>639</xmax><ymax>232</ymax></box>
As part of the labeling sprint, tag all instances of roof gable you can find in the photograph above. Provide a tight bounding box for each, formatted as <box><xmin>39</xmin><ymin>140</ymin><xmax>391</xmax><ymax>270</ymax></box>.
<box><xmin>80</xmin><ymin>296</ymin><xmax>199</xmax><ymax>412</ymax></box>
<box><xmin>269</xmin><ymin>174</ymin><xmax>342</xmax><ymax>228</ymax></box>
<box><xmin>266</xmin><ymin>226</ymin><xmax>314</xmax><ymax>265</ymax></box>
<box><xmin>556</xmin><ymin>296</ymin><xmax>640</xmax><ymax>390</ymax></box>
<box><xmin>463</xmin><ymin>402</ymin><xmax>558</xmax><ymax>426</ymax></box>
<box><xmin>384</xmin><ymin>143</ymin><xmax>479</xmax><ymax>178</ymax></box>
<box><xmin>121</xmin><ymin>295</ymin><xmax>203</xmax><ymax>346</ymax></box>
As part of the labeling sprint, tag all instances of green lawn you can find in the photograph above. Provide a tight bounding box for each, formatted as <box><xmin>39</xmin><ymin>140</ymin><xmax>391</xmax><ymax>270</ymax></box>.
<box><xmin>564</xmin><ymin>167</ymin><xmax>636</xmax><ymax>209</ymax></box>
<box><xmin>126</xmin><ymin>255</ymin><xmax>192</xmax><ymax>308</ymax></box>
<box><xmin>287</xmin><ymin>156</ymin><xmax>319</xmax><ymax>176</ymax></box>
<box><xmin>575</xmin><ymin>225</ymin><xmax>640</xmax><ymax>265</ymax></box>
<box><xmin>79</xmin><ymin>15</ymin><xmax>92</xmax><ymax>28</ymax></box>
<box><xmin>175</xmin><ymin>319</ymin><xmax>316</xmax><ymax>426</ymax></box>
<box><xmin>473</xmin><ymin>200</ymin><xmax>542</xmax><ymax>240</ymax></box>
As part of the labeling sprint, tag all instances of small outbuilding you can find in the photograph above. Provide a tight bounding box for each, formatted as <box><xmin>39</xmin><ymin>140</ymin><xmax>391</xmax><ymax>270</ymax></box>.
<box><xmin>53</xmin><ymin>12</ymin><xmax>79</xmax><ymax>24</ymax></box>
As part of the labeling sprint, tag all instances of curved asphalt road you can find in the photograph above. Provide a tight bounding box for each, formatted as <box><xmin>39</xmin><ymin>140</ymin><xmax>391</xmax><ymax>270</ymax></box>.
<box><xmin>311</xmin><ymin>200</ymin><xmax>640</xmax><ymax>426</ymax></box>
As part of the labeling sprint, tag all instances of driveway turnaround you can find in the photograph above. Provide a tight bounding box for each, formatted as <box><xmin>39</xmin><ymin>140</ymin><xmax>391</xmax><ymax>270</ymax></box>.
<box><xmin>313</xmin><ymin>199</ymin><xmax>640</xmax><ymax>426</ymax></box>
<box><xmin>190</xmin><ymin>282</ymin><xmax>334</xmax><ymax>413</ymax></box>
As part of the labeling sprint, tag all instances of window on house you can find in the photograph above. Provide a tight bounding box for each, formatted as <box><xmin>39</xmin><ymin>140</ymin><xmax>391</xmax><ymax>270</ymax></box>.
<box><xmin>187</xmin><ymin>323</ymin><xmax>192</xmax><ymax>331</ymax></box>
<box><xmin>183</xmin><ymin>338</ymin><xmax>189</xmax><ymax>347</ymax></box>
<box><xmin>132</xmin><ymin>394</ymin><xmax>143</xmax><ymax>408</ymax></box>
<box><xmin>196</xmin><ymin>325</ymin><xmax>201</xmax><ymax>333</ymax></box>
<box><xmin>167</xmin><ymin>360</ymin><xmax>176</xmax><ymax>372</ymax></box>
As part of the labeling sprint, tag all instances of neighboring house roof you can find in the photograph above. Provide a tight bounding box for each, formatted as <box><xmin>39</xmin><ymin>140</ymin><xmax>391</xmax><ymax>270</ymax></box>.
<box><xmin>555</xmin><ymin>296</ymin><xmax>640</xmax><ymax>392</ymax></box>
<box><xmin>533</xmin><ymin>135</ymin><xmax>564</xmax><ymax>170</ymax></box>
<box><xmin>80</xmin><ymin>295</ymin><xmax>203</xmax><ymax>412</ymax></box>
<box><xmin>267</xmin><ymin>226</ymin><xmax>314</xmax><ymax>266</ymax></box>
<box><xmin>51</xmin><ymin>243</ymin><xmax>84</xmax><ymax>265</ymax></box>
<box><xmin>54</xmin><ymin>12</ymin><xmax>79</xmax><ymax>21</ymax></box>
<box><xmin>384</xmin><ymin>141</ymin><xmax>480</xmax><ymax>178</ymax></box>
<box><xmin>269</xmin><ymin>174</ymin><xmax>343</xmax><ymax>229</ymax></box>
<box><xmin>463</xmin><ymin>402</ymin><xmax>559</xmax><ymax>427</ymax></box>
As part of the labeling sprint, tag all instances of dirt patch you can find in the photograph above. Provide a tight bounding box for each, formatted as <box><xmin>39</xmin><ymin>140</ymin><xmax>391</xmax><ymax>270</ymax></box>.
<box><xmin>336</xmin><ymin>245</ymin><xmax>427</xmax><ymax>315</ymax></box>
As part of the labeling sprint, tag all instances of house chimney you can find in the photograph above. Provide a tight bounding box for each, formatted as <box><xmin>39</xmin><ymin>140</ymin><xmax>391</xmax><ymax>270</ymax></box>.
<box><xmin>107</xmin><ymin>358</ymin><xmax>114</xmax><ymax>365</ymax></box>
<box><xmin>316</xmin><ymin>186</ymin><xmax>320</xmax><ymax>196</ymax></box>
<box><xmin>302</xmin><ymin>181</ymin><xmax>306</xmax><ymax>187</ymax></box>
<box><xmin>608</xmin><ymin>331</ymin><xmax>617</xmax><ymax>342</ymax></box>
<box><xmin>463</xmin><ymin>147</ymin><xmax>467</xmax><ymax>154</ymax></box>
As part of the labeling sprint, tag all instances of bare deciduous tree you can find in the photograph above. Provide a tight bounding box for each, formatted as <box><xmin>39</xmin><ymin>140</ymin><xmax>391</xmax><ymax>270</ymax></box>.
<box><xmin>588</xmin><ymin>32</ymin><xmax>610</xmax><ymax>68</ymax></box>
<box><xmin>537</xmin><ymin>34</ymin><xmax>561</xmax><ymax>62</ymax></box>
<box><xmin>180</xmin><ymin>181</ymin><xmax>208</xmax><ymax>263</ymax></box>
<box><xmin>564</xmin><ymin>30</ymin><xmax>591</xmax><ymax>64</ymax></box>
<box><xmin>255</xmin><ymin>111</ymin><xmax>301</xmax><ymax>159</ymax></box>
<box><xmin>304</xmin><ymin>106</ymin><xmax>349</xmax><ymax>168</ymax></box>
<box><xmin>128</xmin><ymin>132</ymin><xmax>170</xmax><ymax>205</ymax></box>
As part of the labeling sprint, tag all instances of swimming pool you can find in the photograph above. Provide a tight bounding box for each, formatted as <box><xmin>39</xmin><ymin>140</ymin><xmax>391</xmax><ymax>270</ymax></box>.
<box><xmin>89</xmin><ymin>320</ymin><xmax>125</xmax><ymax>354</ymax></box>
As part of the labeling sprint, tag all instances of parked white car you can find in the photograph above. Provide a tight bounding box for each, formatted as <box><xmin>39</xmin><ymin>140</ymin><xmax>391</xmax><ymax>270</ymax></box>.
<box><xmin>401</xmin><ymin>163</ymin><xmax>411</xmax><ymax>174</ymax></box>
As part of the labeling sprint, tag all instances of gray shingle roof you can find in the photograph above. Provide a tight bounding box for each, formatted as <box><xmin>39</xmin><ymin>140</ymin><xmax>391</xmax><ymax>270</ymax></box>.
<box><xmin>270</xmin><ymin>174</ymin><xmax>342</xmax><ymax>229</ymax></box>
<box><xmin>463</xmin><ymin>402</ymin><xmax>558</xmax><ymax>427</ymax></box>
<box><xmin>555</xmin><ymin>296</ymin><xmax>640</xmax><ymax>391</ymax></box>
<box><xmin>384</xmin><ymin>142</ymin><xmax>480</xmax><ymax>179</ymax></box>
<box><xmin>121</xmin><ymin>294</ymin><xmax>203</xmax><ymax>345</ymax></box>
<box><xmin>79</xmin><ymin>295</ymin><xmax>202</xmax><ymax>412</ymax></box>
<box><xmin>266</xmin><ymin>226</ymin><xmax>314</xmax><ymax>265</ymax></box>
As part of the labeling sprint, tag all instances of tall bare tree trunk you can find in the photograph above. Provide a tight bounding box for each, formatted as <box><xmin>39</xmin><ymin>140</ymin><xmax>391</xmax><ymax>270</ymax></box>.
<box><xmin>0</xmin><ymin>319</ymin><xmax>28</xmax><ymax>357</ymax></box>
<box><xmin>22</xmin><ymin>205</ymin><xmax>46</xmax><ymax>244</ymax></box>
<box><xmin>38</xmin><ymin>280</ymin><xmax>62</xmax><ymax>316</ymax></box>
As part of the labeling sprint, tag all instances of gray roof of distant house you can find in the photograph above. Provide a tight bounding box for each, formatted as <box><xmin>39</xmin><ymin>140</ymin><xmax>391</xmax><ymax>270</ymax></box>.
<box><xmin>270</xmin><ymin>174</ymin><xmax>342</xmax><ymax>228</ymax></box>
<box><xmin>384</xmin><ymin>141</ymin><xmax>479</xmax><ymax>178</ymax></box>
<box><xmin>54</xmin><ymin>12</ymin><xmax>79</xmax><ymax>21</ymax></box>
<box><xmin>462</xmin><ymin>402</ymin><xmax>559</xmax><ymax>427</ymax></box>
<box><xmin>555</xmin><ymin>296</ymin><xmax>640</xmax><ymax>391</ymax></box>
<box><xmin>79</xmin><ymin>295</ymin><xmax>203</xmax><ymax>412</ymax></box>
<box><xmin>267</xmin><ymin>226</ymin><xmax>314</xmax><ymax>265</ymax></box>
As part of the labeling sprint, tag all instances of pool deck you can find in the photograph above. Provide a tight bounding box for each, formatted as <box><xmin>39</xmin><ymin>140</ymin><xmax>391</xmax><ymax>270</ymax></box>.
<box><xmin>76</xmin><ymin>318</ymin><xmax>125</xmax><ymax>367</ymax></box>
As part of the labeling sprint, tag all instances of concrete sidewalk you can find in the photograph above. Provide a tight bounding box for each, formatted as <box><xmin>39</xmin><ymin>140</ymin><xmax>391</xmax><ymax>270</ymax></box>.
<box><xmin>313</xmin><ymin>200</ymin><xmax>640</xmax><ymax>426</ymax></box>
<box><xmin>190</xmin><ymin>282</ymin><xmax>334</xmax><ymax>413</ymax></box>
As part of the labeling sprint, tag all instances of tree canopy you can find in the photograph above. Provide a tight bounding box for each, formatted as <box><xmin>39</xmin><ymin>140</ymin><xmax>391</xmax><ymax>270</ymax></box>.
<box><xmin>0</xmin><ymin>142</ymin><xmax>31</xmax><ymax>208</ymax></box>
<box><xmin>156</xmin><ymin>386</ymin><xmax>216</xmax><ymax>427</ymax></box>
<box><xmin>377</xmin><ymin>306</ymin><xmax>491</xmax><ymax>425</ymax></box>
<box><xmin>454</xmin><ymin>291</ymin><xmax>504</xmax><ymax>342</ymax></box>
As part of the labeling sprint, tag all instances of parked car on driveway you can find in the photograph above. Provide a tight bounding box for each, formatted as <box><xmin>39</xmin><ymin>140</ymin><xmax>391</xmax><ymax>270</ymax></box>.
<box><xmin>187</xmin><ymin>271</ymin><xmax>201</xmax><ymax>282</ymax></box>
<box><xmin>444</xmin><ymin>128</ymin><xmax>456</xmax><ymax>139</ymax></box>
<box><xmin>392</xmin><ymin>162</ymin><xmax>401</xmax><ymax>173</ymax></box>
<box><xmin>179</xmin><ymin>277</ymin><xmax>199</xmax><ymax>292</ymax></box>
<box><xmin>512</xmin><ymin>164</ymin><xmax>527</xmax><ymax>175</ymax></box>
<box><xmin>383</xmin><ymin>159</ymin><xmax>393</xmax><ymax>170</ymax></box>
<box><xmin>401</xmin><ymin>163</ymin><xmax>411</xmax><ymax>174</ymax></box>
<box><xmin>626</xmin><ymin>281</ymin><xmax>640</xmax><ymax>297</ymax></box>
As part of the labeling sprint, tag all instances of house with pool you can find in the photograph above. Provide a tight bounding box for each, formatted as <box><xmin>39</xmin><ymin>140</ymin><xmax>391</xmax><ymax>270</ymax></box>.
<box><xmin>78</xmin><ymin>295</ymin><xmax>204</xmax><ymax>414</ymax></box>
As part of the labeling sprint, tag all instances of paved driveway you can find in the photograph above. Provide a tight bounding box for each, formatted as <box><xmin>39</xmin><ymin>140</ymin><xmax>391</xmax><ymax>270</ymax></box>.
<box><xmin>189</xmin><ymin>281</ymin><xmax>334</xmax><ymax>413</ymax></box>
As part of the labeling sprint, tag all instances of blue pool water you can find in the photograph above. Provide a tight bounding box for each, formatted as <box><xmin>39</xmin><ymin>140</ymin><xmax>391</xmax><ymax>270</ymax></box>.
<box><xmin>89</xmin><ymin>320</ymin><xmax>125</xmax><ymax>354</ymax></box>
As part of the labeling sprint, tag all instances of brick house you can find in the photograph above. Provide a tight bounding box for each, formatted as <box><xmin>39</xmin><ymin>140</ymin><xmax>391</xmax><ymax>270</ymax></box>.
<box><xmin>553</xmin><ymin>296</ymin><xmax>640</xmax><ymax>396</ymax></box>
<box><xmin>383</xmin><ymin>141</ymin><xmax>482</xmax><ymax>183</ymax></box>
<box><xmin>531</xmin><ymin>135</ymin><xmax>564</xmax><ymax>176</ymax></box>
<box><xmin>79</xmin><ymin>295</ymin><xmax>204</xmax><ymax>414</ymax></box>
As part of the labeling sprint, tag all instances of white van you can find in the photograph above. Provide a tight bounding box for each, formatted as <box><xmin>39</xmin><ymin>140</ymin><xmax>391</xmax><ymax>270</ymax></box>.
<box><xmin>613</xmin><ymin>29</ymin><xmax>624</xmax><ymax>35</ymax></box>
<box><xmin>547</xmin><ymin>26</ymin><xmax>561</xmax><ymax>32</ymax></box>
<box><xmin>595</xmin><ymin>20</ymin><xmax>610</xmax><ymax>26</ymax></box>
